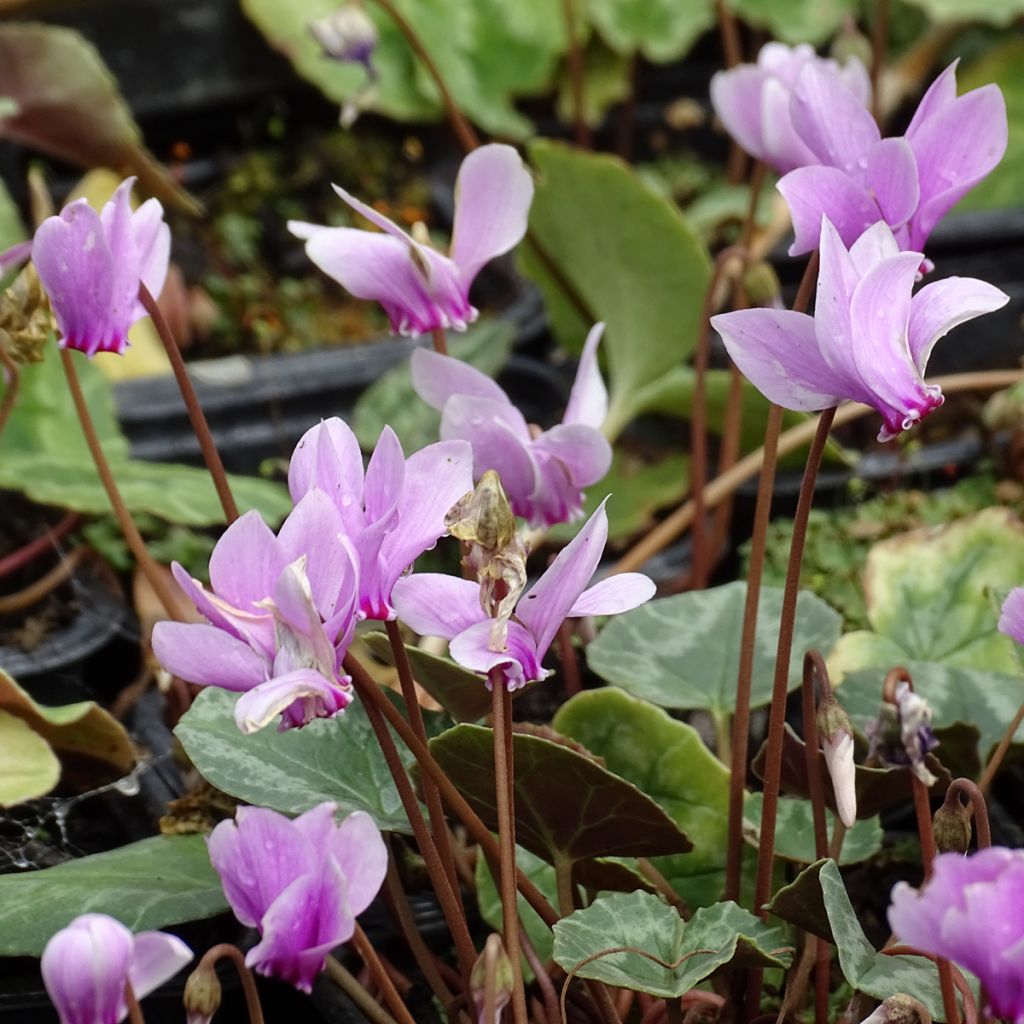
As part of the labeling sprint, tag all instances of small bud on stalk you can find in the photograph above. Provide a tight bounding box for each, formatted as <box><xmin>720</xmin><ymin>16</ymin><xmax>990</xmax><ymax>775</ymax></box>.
<box><xmin>183</xmin><ymin>962</ymin><xmax>222</xmax><ymax>1024</ymax></box>
<box><xmin>818</xmin><ymin>695</ymin><xmax>857</xmax><ymax>827</ymax></box>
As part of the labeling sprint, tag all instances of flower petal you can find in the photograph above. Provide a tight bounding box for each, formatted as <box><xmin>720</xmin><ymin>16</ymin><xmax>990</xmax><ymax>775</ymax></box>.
<box><xmin>152</xmin><ymin>621</ymin><xmax>266</xmax><ymax>692</ymax></box>
<box><xmin>450</xmin><ymin>143</ymin><xmax>534</xmax><ymax>284</ymax></box>
<box><xmin>908</xmin><ymin>276</ymin><xmax>1009</xmax><ymax>376</ymax></box>
<box><xmin>128</xmin><ymin>932</ymin><xmax>193</xmax><ymax>1000</ymax></box>
<box><xmin>568</xmin><ymin>573</ymin><xmax>656</xmax><ymax>617</ymax></box>
<box><xmin>710</xmin><ymin>307</ymin><xmax>842</xmax><ymax>412</ymax></box>
<box><xmin>562</xmin><ymin>323</ymin><xmax>608</xmax><ymax>430</ymax></box>
<box><xmin>1000</xmin><ymin>587</ymin><xmax>1024</xmax><ymax>647</ymax></box>
<box><xmin>391</xmin><ymin>573</ymin><xmax>484</xmax><ymax>639</ymax></box>
<box><xmin>363</xmin><ymin>426</ymin><xmax>405</xmax><ymax>525</ymax></box>
<box><xmin>330</xmin><ymin>810</ymin><xmax>387</xmax><ymax>917</ymax></box>
<box><xmin>865</xmin><ymin>137</ymin><xmax>920</xmax><ymax>230</ymax></box>
<box><xmin>516</xmin><ymin>501</ymin><xmax>610</xmax><ymax>661</ymax></box>
<box><xmin>710</xmin><ymin>65</ymin><xmax>768</xmax><ymax>161</ymax></box>
<box><xmin>289</xmin><ymin>418</ymin><xmax>367</xmax><ymax>538</ymax></box>
<box><xmin>234</xmin><ymin>668</ymin><xmax>351</xmax><ymax>734</ymax></box>
<box><xmin>846</xmin><ymin>220</ymin><xmax>901</xmax><ymax>277</ymax></box>
<box><xmin>209</xmin><ymin>511</ymin><xmax>285</xmax><ymax>611</ymax></box>
<box><xmin>777</xmin><ymin>166</ymin><xmax>881</xmax><ymax>256</ymax></box>
<box><xmin>127</xmin><ymin>197</ymin><xmax>170</xmax><ymax>321</ymax></box>
<box><xmin>531</xmin><ymin>423</ymin><xmax>611</xmax><ymax>488</ymax></box>
<box><xmin>821</xmin><ymin>731</ymin><xmax>857</xmax><ymax>827</ymax></box>
<box><xmin>760</xmin><ymin>76</ymin><xmax>819</xmax><ymax>173</ymax></box>
<box><xmin>410</xmin><ymin>347</ymin><xmax>509</xmax><ymax>411</ymax></box>
<box><xmin>448</xmin><ymin>619</ymin><xmax>546</xmax><ymax>690</ymax></box>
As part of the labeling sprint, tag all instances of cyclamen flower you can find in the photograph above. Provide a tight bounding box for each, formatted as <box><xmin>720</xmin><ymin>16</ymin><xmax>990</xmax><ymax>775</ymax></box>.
<box><xmin>999</xmin><ymin>587</ymin><xmax>1024</xmax><ymax>647</ymax></box>
<box><xmin>411</xmin><ymin>322</ymin><xmax>612</xmax><ymax>527</ymax></box>
<box><xmin>889</xmin><ymin>847</ymin><xmax>1024</xmax><ymax>1022</ymax></box>
<box><xmin>392</xmin><ymin>501</ymin><xmax>654</xmax><ymax>690</ymax></box>
<box><xmin>778</xmin><ymin>60</ymin><xmax>1007</xmax><ymax>256</ymax></box>
<box><xmin>152</xmin><ymin>494</ymin><xmax>360</xmax><ymax>734</ymax></box>
<box><xmin>209</xmin><ymin>803</ymin><xmax>386</xmax><ymax>993</ymax></box>
<box><xmin>288</xmin><ymin>419</ymin><xmax>473</xmax><ymax>619</ymax></box>
<box><xmin>42</xmin><ymin>914</ymin><xmax>192</xmax><ymax>1024</ymax></box>
<box><xmin>711</xmin><ymin>42</ymin><xmax>871</xmax><ymax>174</ymax></box>
<box><xmin>33</xmin><ymin>177</ymin><xmax>170</xmax><ymax>356</ymax></box>
<box><xmin>309</xmin><ymin>3</ymin><xmax>377</xmax><ymax>72</ymax></box>
<box><xmin>711</xmin><ymin>217</ymin><xmax>1008</xmax><ymax>442</ymax></box>
<box><xmin>866</xmin><ymin>680</ymin><xmax>939</xmax><ymax>786</ymax></box>
<box><xmin>289</xmin><ymin>144</ymin><xmax>533</xmax><ymax>336</ymax></box>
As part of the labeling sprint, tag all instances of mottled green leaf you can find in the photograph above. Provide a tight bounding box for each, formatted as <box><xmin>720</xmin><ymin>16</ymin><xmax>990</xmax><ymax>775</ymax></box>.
<box><xmin>729</xmin><ymin>0</ymin><xmax>856</xmax><ymax>44</ymax></box>
<box><xmin>0</xmin><ymin>835</ymin><xmax>226</xmax><ymax>956</ymax></box>
<box><xmin>588</xmin><ymin>582</ymin><xmax>842</xmax><ymax>718</ymax></box>
<box><xmin>587</xmin><ymin>0</ymin><xmax>714</xmax><ymax>62</ymax></box>
<box><xmin>553</xmin><ymin>892</ymin><xmax>790</xmax><ymax>997</ymax></box>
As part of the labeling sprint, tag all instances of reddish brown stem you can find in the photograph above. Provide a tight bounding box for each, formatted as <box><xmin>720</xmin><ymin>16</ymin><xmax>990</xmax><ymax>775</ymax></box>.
<box><xmin>124</xmin><ymin>983</ymin><xmax>145</xmax><ymax>1024</ymax></box>
<box><xmin>562</xmin><ymin>0</ymin><xmax>591</xmax><ymax>147</ymax></box>
<box><xmin>871</xmin><ymin>0</ymin><xmax>891</xmax><ymax>127</ymax></box>
<box><xmin>431</xmin><ymin>327</ymin><xmax>448</xmax><ymax>356</ymax></box>
<box><xmin>557</xmin><ymin>621</ymin><xmax>582</xmax><ymax>697</ymax></box>
<box><xmin>138</xmin><ymin>283</ymin><xmax>238</xmax><ymax>524</ymax></box>
<box><xmin>0</xmin><ymin>343</ymin><xmax>20</xmax><ymax>441</ymax></box>
<box><xmin>883</xmin><ymin>946</ymin><xmax>972</xmax><ymax>1024</ymax></box>
<box><xmin>197</xmin><ymin>943</ymin><xmax>265</xmax><ymax>1024</ymax></box>
<box><xmin>0</xmin><ymin>511</ymin><xmax>80</xmax><ymax>579</ymax></box>
<box><xmin>979</xmin><ymin>699</ymin><xmax>1024</xmax><ymax>794</ymax></box>
<box><xmin>0</xmin><ymin>546</ymin><xmax>86</xmax><ymax>615</ymax></box>
<box><xmin>947</xmin><ymin>778</ymin><xmax>992</xmax><ymax>849</ymax></box>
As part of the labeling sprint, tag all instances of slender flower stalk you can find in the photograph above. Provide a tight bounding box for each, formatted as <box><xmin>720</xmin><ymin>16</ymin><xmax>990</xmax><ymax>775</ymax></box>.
<box><xmin>351</xmin><ymin>925</ymin><xmax>417</xmax><ymax>1024</ymax></box>
<box><xmin>561</xmin><ymin>0</ymin><xmax>590</xmax><ymax>147</ymax></box>
<box><xmin>186</xmin><ymin>944</ymin><xmax>265</xmax><ymax>1024</ymax></box>
<box><xmin>137</xmin><ymin>282</ymin><xmax>238</xmax><ymax>524</ymax></box>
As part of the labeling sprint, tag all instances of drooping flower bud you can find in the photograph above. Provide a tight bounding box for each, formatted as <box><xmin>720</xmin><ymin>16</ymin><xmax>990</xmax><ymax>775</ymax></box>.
<box><xmin>932</xmin><ymin>788</ymin><xmax>972</xmax><ymax>855</ymax></box>
<box><xmin>858</xmin><ymin>994</ymin><xmax>933</xmax><ymax>1024</ymax></box>
<box><xmin>866</xmin><ymin>680</ymin><xmax>939</xmax><ymax>786</ymax></box>
<box><xmin>309</xmin><ymin>3</ymin><xmax>377</xmax><ymax>70</ymax></box>
<box><xmin>183</xmin><ymin>961</ymin><xmax>222</xmax><ymax>1024</ymax></box>
<box><xmin>818</xmin><ymin>696</ymin><xmax>856</xmax><ymax>827</ymax></box>
<box><xmin>470</xmin><ymin>934</ymin><xmax>514</xmax><ymax>1024</ymax></box>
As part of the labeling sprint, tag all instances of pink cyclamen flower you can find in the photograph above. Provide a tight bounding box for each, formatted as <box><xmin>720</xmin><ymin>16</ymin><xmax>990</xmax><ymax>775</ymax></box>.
<box><xmin>152</xmin><ymin>494</ymin><xmax>361</xmax><ymax>733</ymax></box>
<box><xmin>411</xmin><ymin>322</ymin><xmax>612</xmax><ymax>528</ymax></box>
<box><xmin>999</xmin><ymin>588</ymin><xmax>1024</xmax><ymax>646</ymax></box>
<box><xmin>778</xmin><ymin>60</ymin><xmax>1007</xmax><ymax>257</ymax></box>
<box><xmin>288</xmin><ymin>144</ymin><xmax>533</xmax><ymax>336</ymax></box>
<box><xmin>392</xmin><ymin>501</ymin><xmax>654</xmax><ymax>690</ymax></box>
<box><xmin>289</xmin><ymin>419</ymin><xmax>473</xmax><ymax>619</ymax></box>
<box><xmin>32</xmin><ymin>177</ymin><xmax>170</xmax><ymax>356</ymax></box>
<box><xmin>711</xmin><ymin>217</ymin><xmax>1008</xmax><ymax>442</ymax></box>
<box><xmin>711</xmin><ymin>42</ymin><xmax>871</xmax><ymax>175</ymax></box>
<box><xmin>209</xmin><ymin>803</ymin><xmax>386</xmax><ymax>993</ymax></box>
<box><xmin>889</xmin><ymin>847</ymin><xmax>1024</xmax><ymax>1022</ymax></box>
<box><xmin>42</xmin><ymin>914</ymin><xmax>192</xmax><ymax>1024</ymax></box>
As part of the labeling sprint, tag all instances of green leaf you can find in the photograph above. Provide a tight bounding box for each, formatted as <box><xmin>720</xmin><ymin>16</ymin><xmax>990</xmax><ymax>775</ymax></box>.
<box><xmin>0</xmin><ymin>835</ymin><xmax>226</xmax><ymax>956</ymax></box>
<box><xmin>902</xmin><ymin>0</ymin><xmax>1024</xmax><ymax>24</ymax></box>
<box><xmin>0</xmin><ymin>23</ymin><xmax>199</xmax><ymax>213</ymax></box>
<box><xmin>520</xmin><ymin>140</ymin><xmax>711</xmax><ymax>436</ymax></box>
<box><xmin>742</xmin><ymin>793</ymin><xmax>882</xmax><ymax>866</ymax></box>
<box><xmin>0</xmin><ymin>346</ymin><xmax>291</xmax><ymax>526</ymax></box>
<box><xmin>728</xmin><ymin>0</ymin><xmax>856</xmax><ymax>44</ymax></box>
<box><xmin>352</xmin><ymin>318</ymin><xmax>515</xmax><ymax>453</ymax></box>
<box><xmin>553</xmin><ymin>892</ymin><xmax>791</xmax><ymax>997</ymax></box>
<box><xmin>587</xmin><ymin>0</ymin><xmax>714</xmax><ymax>62</ymax></box>
<box><xmin>548</xmin><ymin>448</ymin><xmax>689</xmax><ymax>543</ymax></box>
<box><xmin>768</xmin><ymin>860</ymin><xmax>958</xmax><ymax>1020</ymax></box>
<box><xmin>175</xmin><ymin>687</ymin><xmax>414</xmax><ymax>833</ymax></box>
<box><xmin>427</xmin><ymin>722</ymin><xmax>693</xmax><ymax>863</ymax></box>
<box><xmin>553</xmin><ymin>689</ymin><xmax>728</xmax><ymax>909</ymax></box>
<box><xmin>0</xmin><ymin>710</ymin><xmax>60</xmax><ymax>805</ymax></box>
<box><xmin>958</xmin><ymin>40</ymin><xmax>1024</xmax><ymax>211</ymax></box>
<box><xmin>587</xmin><ymin>582</ymin><xmax>842</xmax><ymax>718</ymax></box>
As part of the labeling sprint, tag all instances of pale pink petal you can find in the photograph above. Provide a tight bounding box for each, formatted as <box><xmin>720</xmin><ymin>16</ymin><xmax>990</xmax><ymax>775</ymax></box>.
<box><xmin>757</xmin><ymin>42</ymin><xmax>815</xmax><ymax>86</ymax></box>
<box><xmin>760</xmin><ymin>76</ymin><xmax>819</xmax><ymax>173</ymax></box>
<box><xmin>448</xmin><ymin>619</ymin><xmax>547</xmax><ymax>690</ymax></box>
<box><xmin>290</xmin><ymin>802</ymin><xmax>340</xmax><ymax>851</ymax></box>
<box><xmin>562</xmin><ymin>323</ymin><xmax>608</xmax><ymax>429</ymax></box>
<box><xmin>330</xmin><ymin>811</ymin><xmax>387</xmax><ymax>916</ymax></box>
<box><xmin>710</xmin><ymin>65</ymin><xmax>768</xmax><ymax>160</ymax></box>
<box><xmin>531</xmin><ymin>423</ymin><xmax>611</xmax><ymax>487</ymax></box>
<box><xmin>289</xmin><ymin>418</ymin><xmax>367</xmax><ymax>538</ymax></box>
<box><xmin>906</xmin><ymin>61</ymin><xmax>960</xmax><ymax>137</ymax></box>
<box><xmin>0</xmin><ymin>239</ymin><xmax>32</xmax><ymax>275</ymax></box>
<box><xmin>450</xmin><ymin>143</ymin><xmax>534</xmax><ymax>284</ymax></box>
<box><xmin>409</xmin><ymin>347</ymin><xmax>509</xmax><ymax>411</ymax></box>
<box><xmin>777</xmin><ymin>166</ymin><xmax>881</xmax><ymax>256</ymax></box>
<box><xmin>525</xmin><ymin>456</ymin><xmax>586</xmax><ymax>528</ymax></box>
<box><xmin>711</xmin><ymin>307</ymin><xmax>842</xmax><ymax>412</ymax></box>
<box><xmin>127</xmin><ymin>197</ymin><xmax>171</xmax><ymax>321</ymax></box>
<box><xmin>908</xmin><ymin>277</ymin><xmax>1008</xmax><ymax>376</ymax></box>
<box><xmin>391</xmin><ymin>574</ymin><xmax>484</xmax><ymax>640</ymax></box>
<box><xmin>568</xmin><ymin>574</ymin><xmax>656</xmax><ymax>617</ymax></box>
<box><xmin>152</xmin><ymin>621</ymin><xmax>267</xmax><ymax>692</ymax></box>
<box><xmin>330</xmin><ymin>184</ymin><xmax>416</xmax><ymax>246</ymax></box>
<box><xmin>999</xmin><ymin>587</ymin><xmax>1024</xmax><ymax>647</ymax></box>
<box><xmin>865</xmin><ymin>137</ymin><xmax>920</xmax><ymax>230</ymax></box>
<box><xmin>846</xmin><ymin>220</ymin><xmax>901</xmax><ymax>277</ymax></box>
<box><xmin>128</xmin><ymin>932</ymin><xmax>193</xmax><ymax>1000</ymax></box>
<box><xmin>839</xmin><ymin>57</ymin><xmax>872</xmax><ymax>107</ymax></box>
<box><xmin>233</xmin><ymin>669</ymin><xmax>352</xmax><ymax>734</ymax></box>
<box><xmin>98</xmin><ymin>179</ymin><xmax>142</xmax><ymax>341</ymax></box>
<box><xmin>363</xmin><ymin>427</ymin><xmax>405</xmax><ymax>524</ymax></box>
<box><xmin>821</xmin><ymin>731</ymin><xmax>857</xmax><ymax>827</ymax></box>
<box><xmin>209</xmin><ymin>511</ymin><xmax>285</xmax><ymax>610</ymax></box>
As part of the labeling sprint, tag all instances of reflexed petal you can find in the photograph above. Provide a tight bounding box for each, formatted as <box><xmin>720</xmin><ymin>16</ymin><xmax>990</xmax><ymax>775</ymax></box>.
<box><xmin>391</xmin><ymin>573</ymin><xmax>484</xmax><ymax>639</ymax></box>
<box><xmin>449</xmin><ymin>619</ymin><xmax>547</xmax><ymax>690</ymax></box>
<box><xmin>42</xmin><ymin>914</ymin><xmax>133</xmax><ymax>1024</ymax></box>
<box><xmin>323</xmin><ymin>536</ymin><xmax>361</xmax><ymax>647</ymax></box>
<box><xmin>330</xmin><ymin>810</ymin><xmax>387</xmax><ymax>916</ymax></box>
<box><xmin>839</xmin><ymin>56</ymin><xmax>872</xmax><ymax>106</ymax></box>
<box><xmin>151</xmin><ymin>621</ymin><xmax>266</xmax><ymax>692</ymax></box>
<box><xmin>291</xmin><ymin>802</ymin><xmax>339</xmax><ymax>852</ymax></box>
<box><xmin>999</xmin><ymin>587</ymin><xmax>1024</xmax><ymax>646</ymax></box>
<box><xmin>127</xmin><ymin>197</ymin><xmax>171</xmax><ymax>321</ymax></box>
<box><xmin>562</xmin><ymin>323</ymin><xmax>608</xmax><ymax>429</ymax></box>
<box><xmin>710</xmin><ymin>308</ymin><xmax>842</xmax><ymax>412</ymax></box>
<box><xmin>865</xmin><ymin>138</ymin><xmax>919</xmax><ymax>230</ymax></box>
<box><xmin>760</xmin><ymin>77</ymin><xmax>818</xmax><ymax>173</ymax></box>
<box><xmin>128</xmin><ymin>932</ymin><xmax>193</xmax><ymax>1000</ymax></box>
<box><xmin>846</xmin><ymin>220</ymin><xmax>901</xmax><ymax>277</ymax></box>
<box><xmin>0</xmin><ymin>239</ymin><xmax>32</xmax><ymax>275</ymax></box>
<box><xmin>98</xmin><ymin>179</ymin><xmax>142</xmax><ymax>345</ymax></box>
<box><xmin>331</xmin><ymin>183</ymin><xmax>417</xmax><ymax>247</ymax></box>
<box><xmin>363</xmin><ymin>427</ymin><xmax>405</xmax><ymax>525</ymax></box>
<box><xmin>209</xmin><ymin>511</ymin><xmax>285</xmax><ymax>610</ymax></box>
<box><xmin>709</xmin><ymin>65</ymin><xmax>767</xmax><ymax>160</ymax></box>
<box><xmin>410</xmin><ymin>347</ymin><xmax>509</xmax><ymax>410</ymax></box>
<box><xmin>568</xmin><ymin>574</ymin><xmax>656</xmax><ymax>617</ymax></box>
<box><xmin>246</xmin><ymin>862</ymin><xmax>350</xmax><ymax>993</ymax></box>
<box><xmin>526</xmin><ymin>455</ymin><xmax>585</xmax><ymax>528</ymax></box>
<box><xmin>757</xmin><ymin>42</ymin><xmax>815</xmax><ymax>86</ymax></box>
<box><xmin>267</xmin><ymin>559</ymin><xmax>321</xmax><ymax>639</ymax></box>
<box><xmin>908</xmin><ymin>276</ymin><xmax>1008</xmax><ymax>375</ymax></box>
<box><xmin>777</xmin><ymin>166</ymin><xmax>881</xmax><ymax>256</ymax></box>
<box><xmin>906</xmin><ymin>60</ymin><xmax>960</xmax><ymax>136</ymax></box>
<box><xmin>208</xmin><ymin>806</ymin><xmax>320</xmax><ymax>928</ymax></box>
<box><xmin>289</xmin><ymin>418</ymin><xmax>365</xmax><ymax>510</ymax></box>
<box><xmin>440</xmin><ymin>394</ymin><xmax>538</xmax><ymax>501</ymax></box>
<box><xmin>790</xmin><ymin>62</ymin><xmax>880</xmax><ymax>172</ymax></box>
<box><xmin>531</xmin><ymin>423</ymin><xmax>611</xmax><ymax>487</ymax></box>
<box><xmin>517</xmin><ymin>501</ymin><xmax>610</xmax><ymax>660</ymax></box>
<box><xmin>451</xmin><ymin>143</ymin><xmax>534</xmax><ymax>283</ymax></box>
<box><xmin>233</xmin><ymin>669</ymin><xmax>351</xmax><ymax>734</ymax></box>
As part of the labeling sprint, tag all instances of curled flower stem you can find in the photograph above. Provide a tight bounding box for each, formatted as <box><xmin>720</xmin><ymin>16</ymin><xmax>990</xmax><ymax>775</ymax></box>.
<box><xmin>561</xmin><ymin>0</ymin><xmax>590</xmax><ymax>147</ymax></box>
<box><xmin>345</xmin><ymin>652</ymin><xmax>562</xmax><ymax>928</ymax></box>
<box><xmin>491</xmin><ymin>673</ymin><xmax>529</xmax><ymax>1024</ymax></box>
<box><xmin>0</xmin><ymin>511</ymin><xmax>79</xmax><ymax>579</ymax></box>
<box><xmin>431</xmin><ymin>326</ymin><xmax>448</xmax><ymax>356</ymax></box>
<box><xmin>368</xmin><ymin>0</ymin><xmax>480</xmax><ymax>153</ymax></box>
<box><xmin>352</xmin><ymin>924</ymin><xmax>418</xmax><ymax>1024</ymax></box>
<box><xmin>0</xmin><ymin>342</ymin><xmax>20</xmax><ymax>442</ymax></box>
<box><xmin>138</xmin><ymin>283</ymin><xmax>238</xmax><ymax>524</ymax></box>
<box><xmin>0</xmin><ymin>545</ymin><xmax>86</xmax><ymax>615</ymax></box>
<box><xmin>197</xmin><ymin>943</ymin><xmax>265</xmax><ymax>1024</ymax></box>
<box><xmin>882</xmin><ymin>946</ymin><xmax>976</xmax><ymax>1024</ymax></box>
<box><xmin>947</xmin><ymin>778</ymin><xmax>992</xmax><ymax>849</ymax></box>
<box><xmin>350</xmin><ymin>658</ymin><xmax>479</xmax><ymax>980</ymax></box>
<box><xmin>325</xmin><ymin>956</ymin><xmax>397</xmax><ymax>1024</ymax></box>
<box><xmin>385</xmin><ymin>620</ymin><xmax>463</xmax><ymax>903</ymax></box>
<box><xmin>59</xmin><ymin>348</ymin><xmax>186</xmax><ymax>621</ymax></box>
<box><xmin>748</xmin><ymin>404</ymin><xmax>836</xmax><ymax>1011</ymax></box>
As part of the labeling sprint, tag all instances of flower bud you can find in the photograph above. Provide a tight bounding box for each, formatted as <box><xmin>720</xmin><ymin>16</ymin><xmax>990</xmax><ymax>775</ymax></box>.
<box><xmin>867</xmin><ymin>681</ymin><xmax>938</xmax><ymax>786</ymax></box>
<box><xmin>859</xmin><ymin>994</ymin><xmax>932</xmax><ymax>1024</ymax></box>
<box><xmin>183</xmin><ymin>962</ymin><xmax>222</xmax><ymax>1024</ymax></box>
<box><xmin>818</xmin><ymin>696</ymin><xmax>857</xmax><ymax>827</ymax></box>
<box><xmin>932</xmin><ymin>792</ymin><xmax>972</xmax><ymax>855</ymax></box>
<box><xmin>309</xmin><ymin>3</ymin><xmax>377</xmax><ymax>69</ymax></box>
<box><xmin>470</xmin><ymin>934</ymin><xmax>514</xmax><ymax>1024</ymax></box>
<box><xmin>0</xmin><ymin>264</ymin><xmax>53</xmax><ymax>364</ymax></box>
